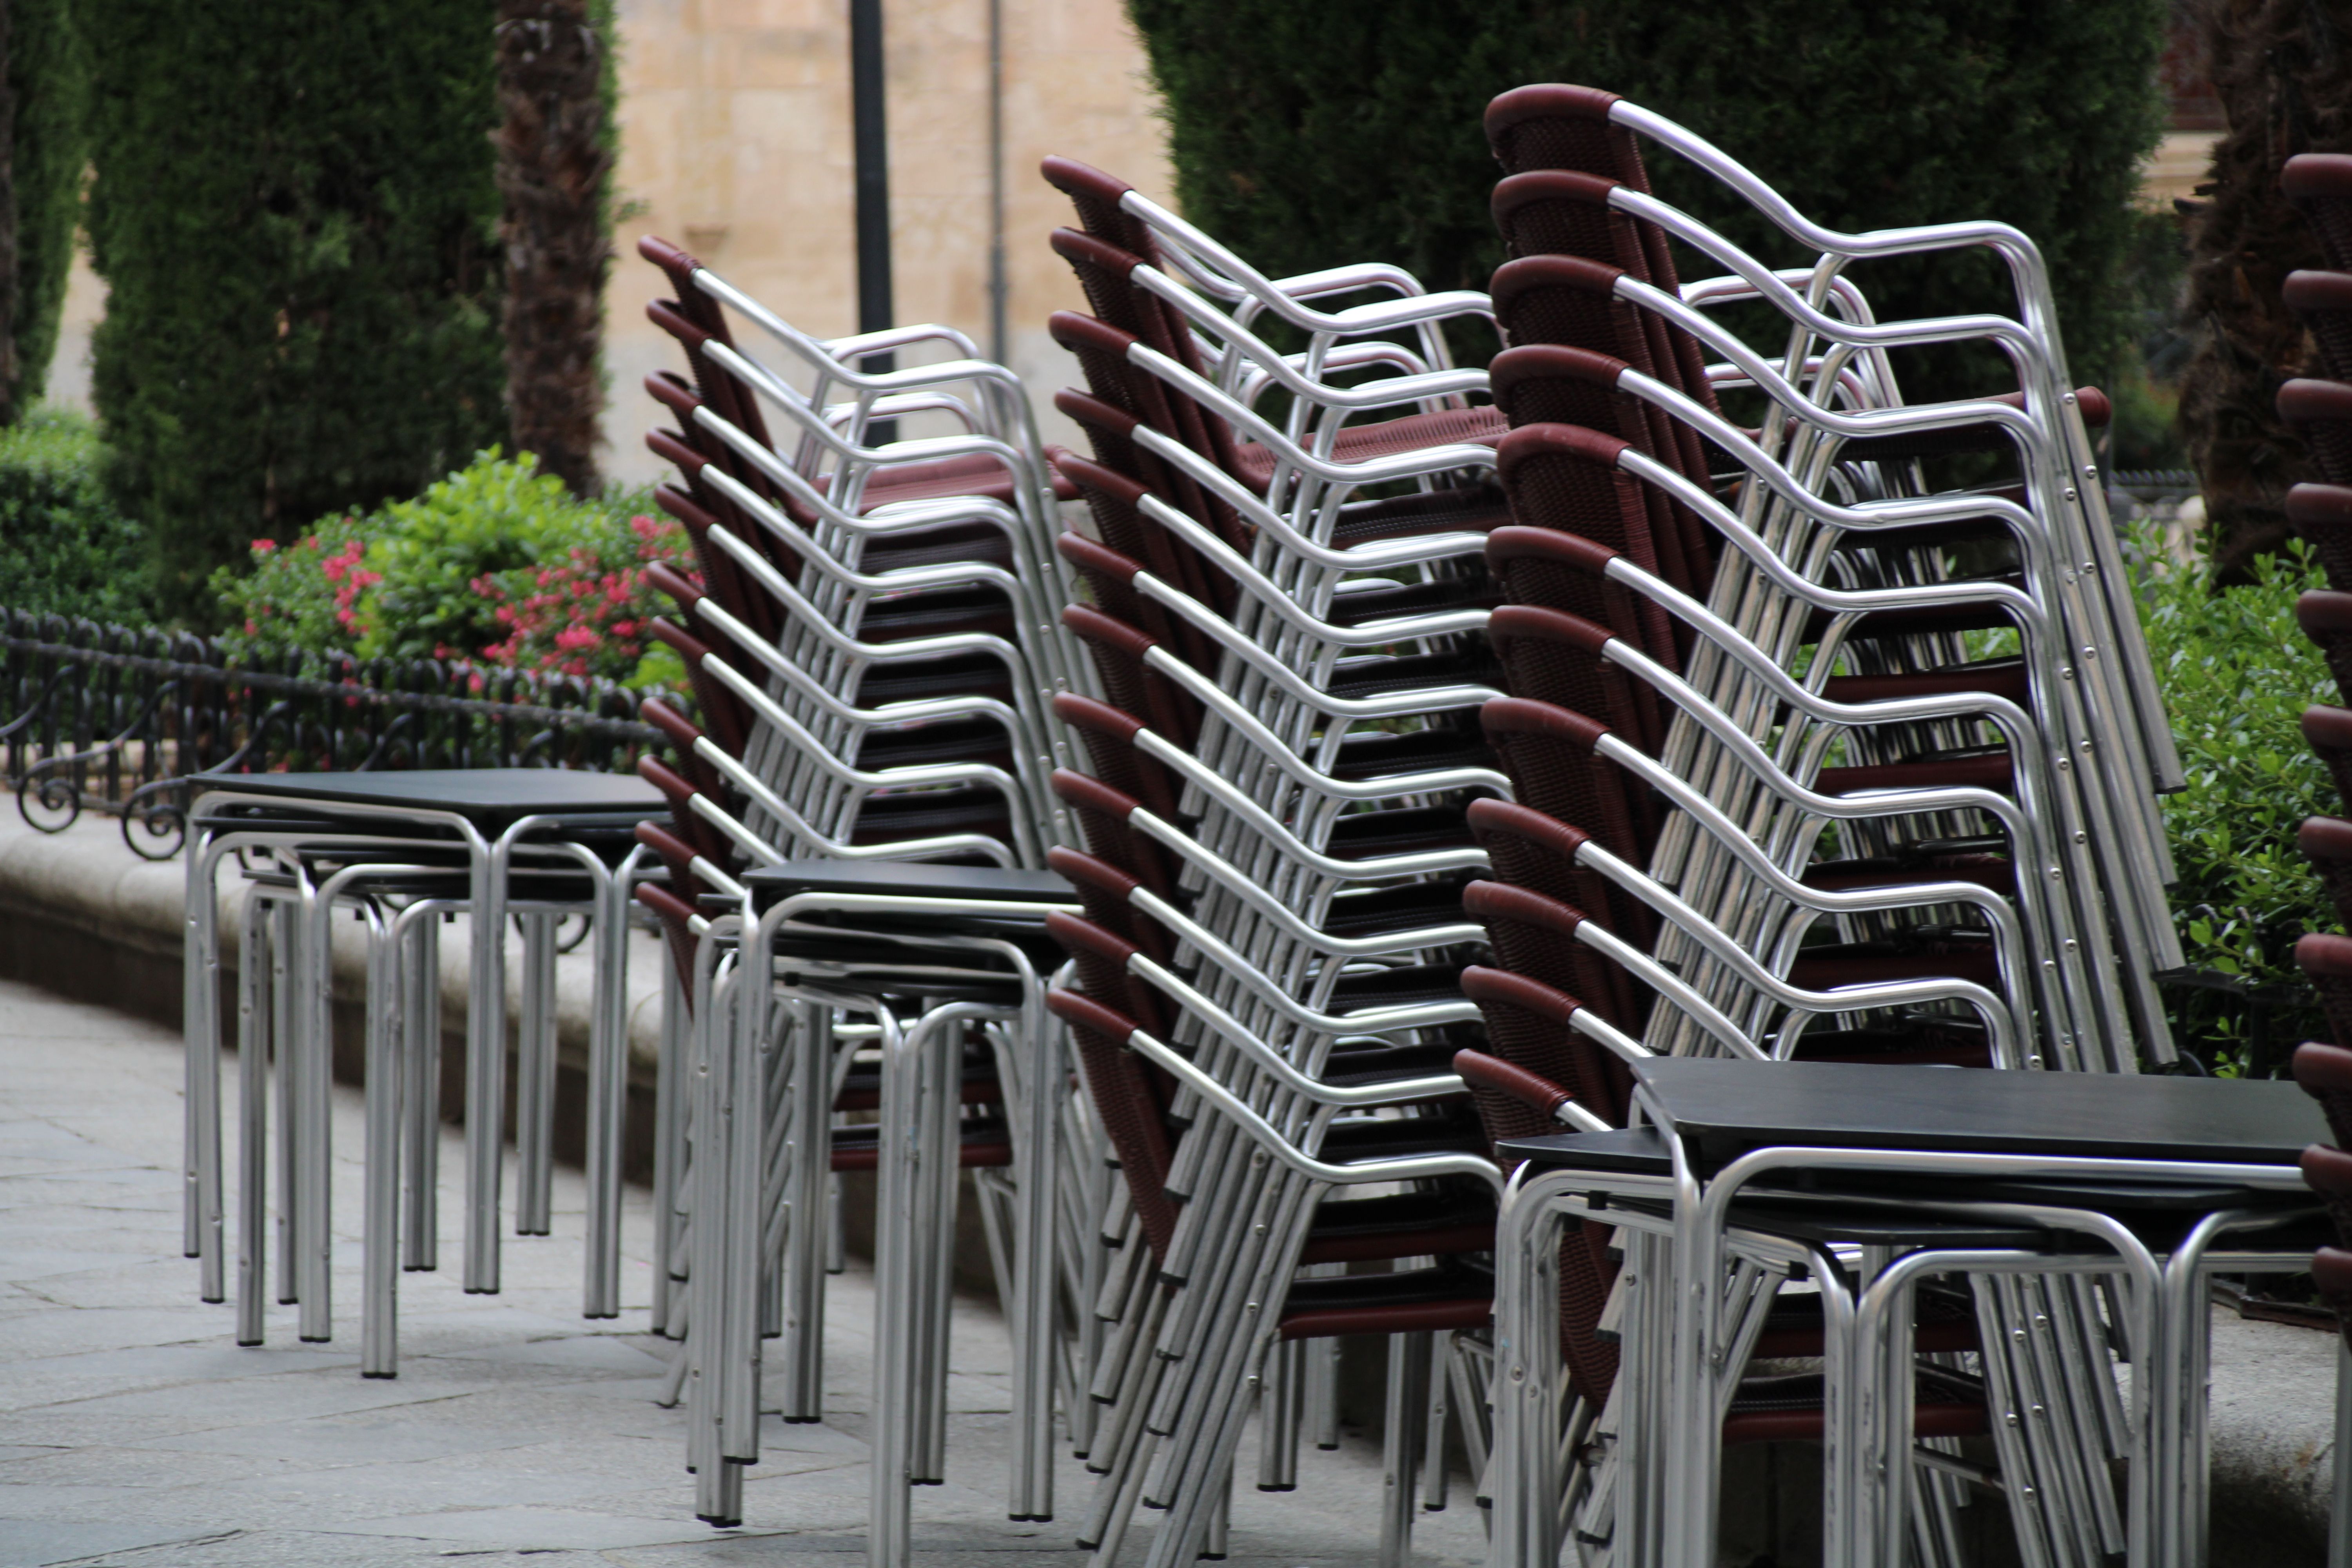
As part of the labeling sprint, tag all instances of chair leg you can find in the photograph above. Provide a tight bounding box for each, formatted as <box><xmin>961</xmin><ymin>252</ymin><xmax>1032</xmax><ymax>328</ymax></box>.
<box><xmin>2333</xmin><ymin>1338</ymin><xmax>2352</xmax><ymax>1568</ymax></box>
<box><xmin>234</xmin><ymin>887</ymin><xmax>273</xmax><ymax>1347</ymax></box>
<box><xmin>1379</xmin><ymin>1330</ymin><xmax>1432</xmax><ymax>1568</ymax></box>
<box><xmin>515</xmin><ymin>910</ymin><xmax>557</xmax><ymax>1237</ymax></box>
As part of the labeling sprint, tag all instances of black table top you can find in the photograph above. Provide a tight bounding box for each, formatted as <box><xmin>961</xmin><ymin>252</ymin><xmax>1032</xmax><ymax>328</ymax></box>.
<box><xmin>1629</xmin><ymin>1058</ymin><xmax>2326</xmax><ymax>1173</ymax></box>
<box><xmin>193</xmin><ymin>769</ymin><xmax>662</xmax><ymax>834</ymax></box>
<box><xmin>740</xmin><ymin>860</ymin><xmax>1076</xmax><ymax>910</ymax></box>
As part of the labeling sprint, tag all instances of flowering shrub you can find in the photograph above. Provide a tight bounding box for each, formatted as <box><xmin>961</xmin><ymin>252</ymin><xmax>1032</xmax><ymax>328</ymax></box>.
<box><xmin>216</xmin><ymin>450</ymin><xmax>695</xmax><ymax>689</ymax></box>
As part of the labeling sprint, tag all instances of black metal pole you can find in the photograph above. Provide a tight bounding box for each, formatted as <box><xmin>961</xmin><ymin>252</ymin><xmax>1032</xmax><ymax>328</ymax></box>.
<box><xmin>849</xmin><ymin>0</ymin><xmax>894</xmax><ymax>439</ymax></box>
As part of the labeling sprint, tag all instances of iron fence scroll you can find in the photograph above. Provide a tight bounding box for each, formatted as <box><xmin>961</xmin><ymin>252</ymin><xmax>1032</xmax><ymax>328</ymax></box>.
<box><xmin>0</xmin><ymin>609</ymin><xmax>670</xmax><ymax>860</ymax></box>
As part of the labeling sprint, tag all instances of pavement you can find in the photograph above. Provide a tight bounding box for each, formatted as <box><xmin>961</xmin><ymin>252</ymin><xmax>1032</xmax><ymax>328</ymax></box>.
<box><xmin>0</xmin><ymin>976</ymin><xmax>1488</xmax><ymax>1568</ymax></box>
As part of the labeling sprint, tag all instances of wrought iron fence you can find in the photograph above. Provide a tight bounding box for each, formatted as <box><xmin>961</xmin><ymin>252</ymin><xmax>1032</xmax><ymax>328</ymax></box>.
<box><xmin>0</xmin><ymin>609</ymin><xmax>670</xmax><ymax>860</ymax></box>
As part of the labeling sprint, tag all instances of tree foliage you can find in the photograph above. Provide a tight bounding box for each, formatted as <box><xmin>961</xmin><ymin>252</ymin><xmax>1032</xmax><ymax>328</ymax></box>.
<box><xmin>5</xmin><ymin>0</ymin><xmax>87</xmax><ymax>421</ymax></box>
<box><xmin>82</xmin><ymin>0</ymin><xmax>509</xmax><ymax>624</ymax></box>
<box><xmin>1125</xmin><ymin>0</ymin><xmax>2167</xmax><ymax>395</ymax></box>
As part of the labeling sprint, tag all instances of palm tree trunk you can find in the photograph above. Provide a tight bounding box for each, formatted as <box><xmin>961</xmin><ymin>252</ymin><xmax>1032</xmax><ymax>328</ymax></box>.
<box><xmin>2178</xmin><ymin>0</ymin><xmax>2352</xmax><ymax>580</ymax></box>
<box><xmin>494</xmin><ymin>0</ymin><xmax>611</xmax><ymax>497</ymax></box>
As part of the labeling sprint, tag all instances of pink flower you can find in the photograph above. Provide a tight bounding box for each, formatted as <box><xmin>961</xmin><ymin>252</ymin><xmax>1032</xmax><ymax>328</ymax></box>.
<box><xmin>251</xmin><ymin>539</ymin><xmax>277</xmax><ymax>556</ymax></box>
<box><xmin>554</xmin><ymin>626</ymin><xmax>600</xmax><ymax>652</ymax></box>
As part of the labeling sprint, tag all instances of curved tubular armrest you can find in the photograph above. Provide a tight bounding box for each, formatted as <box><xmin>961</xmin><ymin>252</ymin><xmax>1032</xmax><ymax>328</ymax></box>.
<box><xmin>1133</xmin><ymin>641</ymin><xmax>1514</xmax><ymax>803</ymax></box>
<box><xmin>1126</xmin><ymin>338</ymin><xmax>1495</xmax><ymax>486</ymax></box>
<box><xmin>1598</xmin><ymin>183</ymin><xmax>2048</xmax><ymax>379</ymax></box>
<box><xmin>1107</xmin><ymin>1007</ymin><xmax>1506</xmax><ymax>1194</ymax></box>
<box><xmin>1580</xmin><ymin>723</ymin><xmax>2028</xmax><ymax>975</ymax></box>
<box><xmin>1606</xmin><ymin>99</ymin><xmax>2064</xmax><ymax>350</ymax></box>
<box><xmin>1125</xmin><ymin>803</ymin><xmax>1485</xmax><ymax>956</ymax></box>
<box><xmin>1127</xmin><ymin>422</ymin><xmax>1492</xmax><ymax>571</ymax></box>
<box><xmin>685</xmin><ymin>590</ymin><xmax>1031</xmax><ymax>734</ymax></box>
<box><xmin>1573</xmin><ymin>833</ymin><xmax>2020</xmax><ymax>1067</ymax></box>
<box><xmin>1130</xmin><ymin>488</ymin><xmax>1488</xmax><ymax>647</ymax></box>
<box><xmin>1132</xmin><ymin>567</ymin><xmax>1501</xmax><ymax>721</ymax></box>
<box><xmin>1121</xmin><ymin>879</ymin><xmax>1482</xmax><ymax>1036</ymax></box>
<box><xmin>1124</xmin><ymin>723</ymin><xmax>1486</xmax><ymax>877</ymax></box>
<box><xmin>1114</xmin><ymin>947</ymin><xmax>1471</xmax><ymax>1109</ymax></box>
<box><xmin>1131</xmin><ymin>265</ymin><xmax>1488</xmax><ymax>414</ymax></box>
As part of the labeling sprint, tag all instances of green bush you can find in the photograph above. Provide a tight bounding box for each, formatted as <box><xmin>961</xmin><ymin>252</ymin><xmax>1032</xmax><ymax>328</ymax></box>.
<box><xmin>1125</xmin><ymin>0</ymin><xmax>2167</xmax><ymax>394</ymax></box>
<box><xmin>2138</xmin><ymin>526</ymin><xmax>2336</xmax><ymax>1069</ymax></box>
<box><xmin>83</xmin><ymin>0</ymin><xmax>509</xmax><ymax>624</ymax></box>
<box><xmin>216</xmin><ymin>448</ymin><xmax>689</xmax><ymax>690</ymax></box>
<box><xmin>0</xmin><ymin>406</ymin><xmax>150</xmax><ymax>622</ymax></box>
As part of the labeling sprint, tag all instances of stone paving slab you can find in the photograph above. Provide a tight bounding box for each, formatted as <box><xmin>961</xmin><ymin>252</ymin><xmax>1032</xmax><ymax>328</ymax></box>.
<box><xmin>0</xmin><ymin>977</ymin><xmax>1484</xmax><ymax>1567</ymax></box>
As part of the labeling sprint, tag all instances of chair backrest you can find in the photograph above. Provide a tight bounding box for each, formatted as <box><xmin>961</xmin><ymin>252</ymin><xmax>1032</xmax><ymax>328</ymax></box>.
<box><xmin>2287</xmin><ymin>271</ymin><xmax>2352</xmax><ymax>383</ymax></box>
<box><xmin>2280</xmin><ymin>377</ymin><xmax>2352</xmax><ymax>487</ymax></box>
<box><xmin>1457</xmin><ymin>963</ymin><xmax>1632</xmax><ymax>1132</ymax></box>
<box><xmin>1461</xmin><ymin>877</ymin><xmax>1649</xmax><ymax>1037</ymax></box>
<box><xmin>1042</xmin><ymin>985</ymin><xmax>1182</xmax><ymax>1263</ymax></box>
<box><xmin>2301</xmin><ymin>590</ymin><xmax>2352</xmax><ymax>705</ymax></box>
<box><xmin>2290</xmin><ymin>484</ymin><xmax>2352</xmax><ymax>591</ymax></box>
<box><xmin>1480</xmin><ymin>695</ymin><xmax>1663</xmax><ymax>858</ymax></box>
<box><xmin>2299</xmin><ymin>931</ymin><xmax>2352</xmax><ymax>1046</ymax></box>
<box><xmin>2285</xmin><ymin>154</ymin><xmax>2352</xmax><ymax>273</ymax></box>
<box><xmin>2303</xmin><ymin>815</ymin><xmax>2352</xmax><ymax>932</ymax></box>
<box><xmin>2306</xmin><ymin>704</ymin><xmax>2352</xmax><ymax>812</ymax></box>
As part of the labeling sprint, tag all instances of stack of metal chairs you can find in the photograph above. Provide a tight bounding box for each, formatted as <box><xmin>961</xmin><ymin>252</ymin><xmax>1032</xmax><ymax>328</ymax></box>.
<box><xmin>1450</xmin><ymin>85</ymin><xmax>2191</xmax><ymax>1567</ymax></box>
<box><xmin>1034</xmin><ymin>155</ymin><xmax>1521</xmax><ymax>1568</ymax></box>
<box><xmin>623</xmin><ymin>80</ymin><xmax>2200</xmax><ymax>1568</ymax></box>
<box><xmin>628</xmin><ymin>237</ymin><xmax>1094</xmax><ymax>1557</ymax></box>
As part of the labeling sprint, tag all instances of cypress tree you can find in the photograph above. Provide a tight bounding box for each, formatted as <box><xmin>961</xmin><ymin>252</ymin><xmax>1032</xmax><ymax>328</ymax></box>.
<box><xmin>83</xmin><ymin>0</ymin><xmax>508</xmax><ymax>622</ymax></box>
<box><xmin>1125</xmin><ymin>0</ymin><xmax>2167</xmax><ymax>396</ymax></box>
<box><xmin>3</xmin><ymin>0</ymin><xmax>87</xmax><ymax>422</ymax></box>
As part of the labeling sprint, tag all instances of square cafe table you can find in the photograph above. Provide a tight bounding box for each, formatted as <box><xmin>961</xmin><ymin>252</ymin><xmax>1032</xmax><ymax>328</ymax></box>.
<box><xmin>1487</xmin><ymin>1060</ymin><xmax>2328</xmax><ymax>1568</ymax></box>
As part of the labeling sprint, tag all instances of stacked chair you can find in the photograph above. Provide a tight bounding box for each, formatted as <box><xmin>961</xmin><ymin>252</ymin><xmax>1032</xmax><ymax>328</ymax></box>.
<box><xmin>2281</xmin><ymin>154</ymin><xmax>2352</xmax><ymax>1038</ymax></box>
<box><xmin>627</xmin><ymin>236</ymin><xmax>1098</xmax><ymax>1558</ymax></box>
<box><xmin>1447</xmin><ymin>86</ymin><xmax>2198</xmax><ymax>1567</ymax></box>
<box><xmin>1032</xmin><ymin>154</ymin><xmax>1526</xmax><ymax>1568</ymax></box>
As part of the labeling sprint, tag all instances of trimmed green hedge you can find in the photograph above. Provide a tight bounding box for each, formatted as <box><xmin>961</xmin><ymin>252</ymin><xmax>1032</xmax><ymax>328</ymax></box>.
<box><xmin>1126</xmin><ymin>0</ymin><xmax>2167</xmax><ymax>392</ymax></box>
<box><xmin>83</xmin><ymin>0</ymin><xmax>509</xmax><ymax>624</ymax></box>
<box><xmin>0</xmin><ymin>407</ymin><xmax>150</xmax><ymax>622</ymax></box>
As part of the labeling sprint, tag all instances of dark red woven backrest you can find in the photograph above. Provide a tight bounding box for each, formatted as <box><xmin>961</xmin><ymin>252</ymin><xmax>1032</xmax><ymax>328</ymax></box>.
<box><xmin>2300</xmin><ymin>932</ymin><xmax>2352</xmax><ymax>1047</ymax></box>
<box><xmin>1051</xmin><ymin>768</ymin><xmax>1180</xmax><ymax>899</ymax></box>
<box><xmin>2285</xmin><ymin>155</ymin><xmax>2352</xmax><ymax>274</ymax></box>
<box><xmin>652</xmin><ymin>484</ymin><xmax>780</xmax><ymax>642</ymax></box>
<box><xmin>1482</xmin><ymin>695</ymin><xmax>1665</xmax><ymax>862</ymax></box>
<box><xmin>636</xmin><ymin>756</ymin><xmax>737</xmax><ymax>870</ymax></box>
<box><xmin>1045</xmin><ymin>845</ymin><xmax>1180</xmax><ymax>965</ymax></box>
<box><xmin>1467</xmin><ymin>795</ymin><xmax>1658</xmax><ymax>955</ymax></box>
<box><xmin>1486</xmin><ymin>601</ymin><xmax>1667</xmax><ymax>760</ymax></box>
<box><xmin>2290</xmin><ymin>485</ymin><xmax>2352</xmax><ymax>592</ymax></box>
<box><xmin>1463</xmin><ymin>878</ymin><xmax>1649</xmax><ymax>1037</ymax></box>
<box><xmin>2306</xmin><ymin>816</ymin><xmax>2352</xmax><ymax>934</ymax></box>
<box><xmin>2281</xmin><ymin>378</ymin><xmax>2352</xmax><ymax>488</ymax></box>
<box><xmin>1062</xmin><ymin>604</ymin><xmax>1203</xmax><ymax>746</ymax></box>
<box><xmin>1054</xmin><ymin>449</ymin><xmax>1232</xmax><ymax>617</ymax></box>
<box><xmin>2305</xmin><ymin>704</ymin><xmax>2352</xmax><ymax>813</ymax></box>
<box><xmin>1459</xmin><ymin>963</ymin><xmax>1630</xmax><ymax>1126</ymax></box>
<box><xmin>1044</xmin><ymin>986</ymin><xmax>1182</xmax><ymax>1263</ymax></box>
<box><xmin>2303</xmin><ymin>592</ymin><xmax>2352</xmax><ymax>706</ymax></box>
<box><xmin>2287</xmin><ymin>272</ymin><xmax>2352</xmax><ymax>383</ymax></box>
<box><xmin>634</xmin><ymin>875</ymin><xmax>706</xmax><ymax>1009</ymax></box>
<box><xmin>1492</xmin><ymin>427</ymin><xmax>1684</xmax><ymax>666</ymax></box>
<box><xmin>1053</xmin><ymin>693</ymin><xmax>1188</xmax><ymax>823</ymax></box>
<box><xmin>1489</xmin><ymin>346</ymin><xmax>1715</xmax><ymax>595</ymax></box>
<box><xmin>648</xmin><ymin>617</ymin><xmax>751</xmax><ymax>760</ymax></box>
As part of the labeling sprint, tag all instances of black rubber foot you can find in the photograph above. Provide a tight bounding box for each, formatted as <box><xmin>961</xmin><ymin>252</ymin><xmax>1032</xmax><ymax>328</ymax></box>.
<box><xmin>463</xmin><ymin>1287</ymin><xmax>497</xmax><ymax>1296</ymax></box>
<box><xmin>1007</xmin><ymin>1513</ymin><xmax>1054</xmax><ymax>1523</ymax></box>
<box><xmin>201</xmin><ymin>1293</ymin><xmax>224</xmax><ymax>1305</ymax></box>
<box><xmin>298</xmin><ymin>1335</ymin><xmax>330</xmax><ymax>1343</ymax></box>
<box><xmin>361</xmin><ymin>1371</ymin><xmax>396</xmax><ymax>1380</ymax></box>
<box><xmin>236</xmin><ymin>1338</ymin><xmax>262</xmax><ymax>1348</ymax></box>
<box><xmin>780</xmin><ymin>1415</ymin><xmax>821</xmax><ymax>1425</ymax></box>
<box><xmin>583</xmin><ymin>1309</ymin><xmax>619</xmax><ymax>1321</ymax></box>
<box><xmin>1200</xmin><ymin>1552</ymin><xmax>1226</xmax><ymax>1561</ymax></box>
<box><xmin>403</xmin><ymin>1264</ymin><xmax>432</xmax><ymax>1273</ymax></box>
<box><xmin>1256</xmin><ymin>1485</ymin><xmax>1296</xmax><ymax>1494</ymax></box>
<box><xmin>912</xmin><ymin>1478</ymin><xmax>944</xmax><ymax>1487</ymax></box>
<box><xmin>697</xmin><ymin>1515</ymin><xmax>742</xmax><ymax>1530</ymax></box>
<box><xmin>1316</xmin><ymin>1442</ymin><xmax>1340</xmax><ymax>1451</ymax></box>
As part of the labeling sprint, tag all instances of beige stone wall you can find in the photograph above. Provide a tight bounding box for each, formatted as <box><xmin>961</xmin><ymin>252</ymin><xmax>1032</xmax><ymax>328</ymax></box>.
<box><xmin>605</xmin><ymin>0</ymin><xmax>1176</xmax><ymax>485</ymax></box>
<box><xmin>40</xmin><ymin>0</ymin><xmax>1174</xmax><ymax>490</ymax></box>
